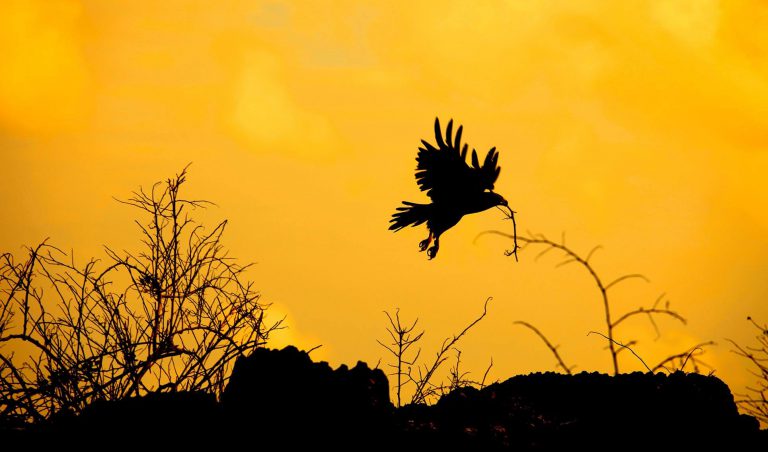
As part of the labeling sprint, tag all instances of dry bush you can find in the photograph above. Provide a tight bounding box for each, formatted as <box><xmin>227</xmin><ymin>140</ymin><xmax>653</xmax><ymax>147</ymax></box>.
<box><xmin>0</xmin><ymin>167</ymin><xmax>281</xmax><ymax>426</ymax></box>
<box><xmin>729</xmin><ymin>317</ymin><xmax>768</xmax><ymax>425</ymax></box>
<box><xmin>378</xmin><ymin>297</ymin><xmax>493</xmax><ymax>406</ymax></box>
<box><xmin>479</xmin><ymin>229</ymin><xmax>713</xmax><ymax>375</ymax></box>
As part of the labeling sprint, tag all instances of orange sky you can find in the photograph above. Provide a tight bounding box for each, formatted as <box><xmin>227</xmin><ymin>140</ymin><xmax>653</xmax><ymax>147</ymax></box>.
<box><xmin>2</xmin><ymin>0</ymin><xmax>768</xmax><ymax>398</ymax></box>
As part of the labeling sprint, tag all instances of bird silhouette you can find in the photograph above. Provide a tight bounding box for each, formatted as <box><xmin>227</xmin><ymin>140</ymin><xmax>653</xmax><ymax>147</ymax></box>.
<box><xmin>390</xmin><ymin>118</ymin><xmax>509</xmax><ymax>259</ymax></box>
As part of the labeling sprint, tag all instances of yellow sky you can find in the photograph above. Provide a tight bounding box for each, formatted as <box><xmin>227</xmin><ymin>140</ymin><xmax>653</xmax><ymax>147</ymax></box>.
<box><xmin>2</xmin><ymin>0</ymin><xmax>767</xmax><ymax>396</ymax></box>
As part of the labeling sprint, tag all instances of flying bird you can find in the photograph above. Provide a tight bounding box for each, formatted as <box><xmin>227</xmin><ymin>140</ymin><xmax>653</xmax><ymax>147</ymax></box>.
<box><xmin>389</xmin><ymin>118</ymin><xmax>511</xmax><ymax>259</ymax></box>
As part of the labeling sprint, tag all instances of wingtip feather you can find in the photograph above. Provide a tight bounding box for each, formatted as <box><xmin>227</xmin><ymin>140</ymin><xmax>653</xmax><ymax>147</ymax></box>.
<box><xmin>434</xmin><ymin>118</ymin><xmax>446</xmax><ymax>148</ymax></box>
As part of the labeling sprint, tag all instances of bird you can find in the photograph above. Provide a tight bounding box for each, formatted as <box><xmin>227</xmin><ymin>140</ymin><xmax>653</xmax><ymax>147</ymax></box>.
<box><xmin>389</xmin><ymin>118</ymin><xmax>510</xmax><ymax>259</ymax></box>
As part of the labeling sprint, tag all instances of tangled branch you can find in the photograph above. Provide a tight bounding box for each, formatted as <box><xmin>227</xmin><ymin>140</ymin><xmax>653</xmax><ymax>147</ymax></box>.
<box><xmin>378</xmin><ymin>298</ymin><xmax>493</xmax><ymax>406</ymax></box>
<box><xmin>514</xmin><ymin>321</ymin><xmax>573</xmax><ymax>374</ymax></box>
<box><xmin>477</xmin><ymin>230</ymin><xmax>691</xmax><ymax>375</ymax></box>
<box><xmin>376</xmin><ymin>309</ymin><xmax>424</xmax><ymax>408</ymax></box>
<box><xmin>728</xmin><ymin>317</ymin><xmax>768</xmax><ymax>424</ymax></box>
<box><xmin>0</xmin><ymin>167</ymin><xmax>281</xmax><ymax>425</ymax></box>
<box><xmin>651</xmin><ymin>342</ymin><xmax>715</xmax><ymax>374</ymax></box>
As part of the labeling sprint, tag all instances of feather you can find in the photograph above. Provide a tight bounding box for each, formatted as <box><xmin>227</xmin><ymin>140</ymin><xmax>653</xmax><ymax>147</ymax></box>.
<box><xmin>412</xmin><ymin>117</ymin><xmax>503</xmax><ymax>203</ymax></box>
<box><xmin>434</xmin><ymin>118</ymin><xmax>446</xmax><ymax>149</ymax></box>
<box><xmin>483</xmin><ymin>147</ymin><xmax>496</xmax><ymax>168</ymax></box>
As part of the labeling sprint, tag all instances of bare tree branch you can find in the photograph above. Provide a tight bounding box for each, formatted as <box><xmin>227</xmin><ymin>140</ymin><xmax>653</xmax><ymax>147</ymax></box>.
<box><xmin>410</xmin><ymin>297</ymin><xmax>491</xmax><ymax>405</ymax></box>
<box><xmin>514</xmin><ymin>321</ymin><xmax>573</xmax><ymax>374</ymax></box>
<box><xmin>588</xmin><ymin>331</ymin><xmax>651</xmax><ymax>373</ymax></box>
<box><xmin>728</xmin><ymin>317</ymin><xmax>768</xmax><ymax>424</ymax></box>
<box><xmin>0</xmin><ymin>167</ymin><xmax>281</xmax><ymax>423</ymax></box>
<box><xmin>476</xmin><ymin>230</ymin><xmax>699</xmax><ymax>376</ymax></box>
<box><xmin>651</xmin><ymin>342</ymin><xmax>715</xmax><ymax>374</ymax></box>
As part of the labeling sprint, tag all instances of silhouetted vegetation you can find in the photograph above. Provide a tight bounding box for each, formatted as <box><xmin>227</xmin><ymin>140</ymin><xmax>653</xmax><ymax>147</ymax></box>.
<box><xmin>16</xmin><ymin>346</ymin><xmax>763</xmax><ymax>449</ymax></box>
<box><xmin>651</xmin><ymin>340</ymin><xmax>714</xmax><ymax>373</ymax></box>
<box><xmin>378</xmin><ymin>297</ymin><xmax>493</xmax><ymax>406</ymax></box>
<box><xmin>377</xmin><ymin>309</ymin><xmax>423</xmax><ymax>407</ymax></box>
<box><xmin>513</xmin><ymin>321</ymin><xmax>574</xmax><ymax>374</ymax></box>
<box><xmin>0</xmin><ymin>167</ymin><xmax>280</xmax><ymax>427</ymax></box>
<box><xmin>0</xmin><ymin>166</ymin><xmax>763</xmax><ymax>448</ymax></box>
<box><xmin>730</xmin><ymin>317</ymin><xmax>768</xmax><ymax>425</ymax></box>
<box><xmin>479</xmin><ymin>228</ymin><xmax>714</xmax><ymax>375</ymax></box>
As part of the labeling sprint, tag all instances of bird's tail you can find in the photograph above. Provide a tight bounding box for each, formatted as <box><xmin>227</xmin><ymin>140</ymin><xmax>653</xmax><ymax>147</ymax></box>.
<box><xmin>389</xmin><ymin>201</ymin><xmax>431</xmax><ymax>231</ymax></box>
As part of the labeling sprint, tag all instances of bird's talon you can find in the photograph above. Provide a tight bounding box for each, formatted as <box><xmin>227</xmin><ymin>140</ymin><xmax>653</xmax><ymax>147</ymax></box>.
<box><xmin>427</xmin><ymin>246</ymin><xmax>438</xmax><ymax>259</ymax></box>
<box><xmin>419</xmin><ymin>239</ymin><xmax>431</xmax><ymax>252</ymax></box>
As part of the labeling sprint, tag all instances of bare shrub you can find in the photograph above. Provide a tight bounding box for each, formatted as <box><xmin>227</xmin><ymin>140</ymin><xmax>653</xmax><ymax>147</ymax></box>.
<box><xmin>479</xmin><ymin>229</ymin><xmax>711</xmax><ymax>375</ymax></box>
<box><xmin>378</xmin><ymin>297</ymin><xmax>492</xmax><ymax>406</ymax></box>
<box><xmin>513</xmin><ymin>321</ymin><xmax>574</xmax><ymax>374</ymax></box>
<box><xmin>729</xmin><ymin>317</ymin><xmax>768</xmax><ymax>425</ymax></box>
<box><xmin>0</xmin><ymin>167</ymin><xmax>281</xmax><ymax>425</ymax></box>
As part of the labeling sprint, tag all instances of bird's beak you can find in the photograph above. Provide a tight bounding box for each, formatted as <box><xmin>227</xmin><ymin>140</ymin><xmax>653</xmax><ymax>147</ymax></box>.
<box><xmin>499</xmin><ymin>196</ymin><xmax>512</xmax><ymax>216</ymax></box>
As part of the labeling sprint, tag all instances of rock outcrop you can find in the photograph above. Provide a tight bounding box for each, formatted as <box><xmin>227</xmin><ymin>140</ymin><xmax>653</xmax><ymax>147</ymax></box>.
<box><xmin>6</xmin><ymin>346</ymin><xmax>766</xmax><ymax>450</ymax></box>
<box><xmin>221</xmin><ymin>345</ymin><xmax>393</xmax><ymax>446</ymax></box>
<box><xmin>398</xmin><ymin>370</ymin><xmax>763</xmax><ymax>450</ymax></box>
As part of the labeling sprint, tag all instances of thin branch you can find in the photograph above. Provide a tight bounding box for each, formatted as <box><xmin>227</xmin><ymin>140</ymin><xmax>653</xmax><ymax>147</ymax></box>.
<box><xmin>588</xmin><ymin>331</ymin><xmax>651</xmax><ymax>373</ymax></box>
<box><xmin>476</xmin><ymin>230</ymin><xmax>688</xmax><ymax>377</ymax></box>
<box><xmin>514</xmin><ymin>321</ymin><xmax>573</xmax><ymax>374</ymax></box>
<box><xmin>0</xmin><ymin>166</ymin><xmax>277</xmax><ymax>422</ymax></box>
<box><xmin>605</xmin><ymin>274</ymin><xmax>650</xmax><ymax>291</ymax></box>
<box><xmin>411</xmin><ymin>297</ymin><xmax>491</xmax><ymax>404</ymax></box>
<box><xmin>650</xmin><ymin>342</ymin><xmax>715</xmax><ymax>373</ymax></box>
<box><xmin>479</xmin><ymin>357</ymin><xmax>493</xmax><ymax>388</ymax></box>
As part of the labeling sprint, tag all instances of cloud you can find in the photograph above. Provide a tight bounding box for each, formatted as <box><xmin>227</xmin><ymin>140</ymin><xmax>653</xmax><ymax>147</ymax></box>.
<box><xmin>266</xmin><ymin>301</ymin><xmax>330</xmax><ymax>362</ymax></box>
<box><xmin>652</xmin><ymin>0</ymin><xmax>720</xmax><ymax>47</ymax></box>
<box><xmin>0</xmin><ymin>0</ymin><xmax>90</xmax><ymax>135</ymax></box>
<box><xmin>229</xmin><ymin>50</ymin><xmax>340</xmax><ymax>160</ymax></box>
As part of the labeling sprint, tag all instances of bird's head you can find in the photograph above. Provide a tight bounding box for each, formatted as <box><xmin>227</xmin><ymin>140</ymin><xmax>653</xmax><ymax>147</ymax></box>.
<box><xmin>479</xmin><ymin>190</ymin><xmax>514</xmax><ymax>218</ymax></box>
<box><xmin>497</xmin><ymin>193</ymin><xmax>509</xmax><ymax>207</ymax></box>
<box><xmin>483</xmin><ymin>191</ymin><xmax>508</xmax><ymax>208</ymax></box>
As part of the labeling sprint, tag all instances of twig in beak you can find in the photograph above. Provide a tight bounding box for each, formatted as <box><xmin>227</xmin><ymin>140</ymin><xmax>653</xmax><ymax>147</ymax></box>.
<box><xmin>495</xmin><ymin>205</ymin><xmax>519</xmax><ymax>262</ymax></box>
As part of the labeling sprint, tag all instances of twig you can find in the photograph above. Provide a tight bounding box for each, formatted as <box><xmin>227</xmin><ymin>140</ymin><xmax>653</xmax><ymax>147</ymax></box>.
<box><xmin>479</xmin><ymin>357</ymin><xmax>493</xmax><ymax>388</ymax></box>
<box><xmin>411</xmin><ymin>297</ymin><xmax>491</xmax><ymax>404</ymax></box>
<box><xmin>588</xmin><ymin>331</ymin><xmax>651</xmax><ymax>373</ymax></box>
<box><xmin>377</xmin><ymin>308</ymin><xmax>424</xmax><ymax>408</ymax></box>
<box><xmin>476</xmin><ymin>230</ymin><xmax>690</xmax><ymax>376</ymax></box>
<box><xmin>727</xmin><ymin>317</ymin><xmax>768</xmax><ymax>424</ymax></box>
<box><xmin>0</xmin><ymin>166</ymin><xmax>280</xmax><ymax>422</ymax></box>
<box><xmin>495</xmin><ymin>206</ymin><xmax>519</xmax><ymax>262</ymax></box>
<box><xmin>650</xmin><ymin>341</ymin><xmax>714</xmax><ymax>373</ymax></box>
<box><xmin>514</xmin><ymin>321</ymin><xmax>573</xmax><ymax>374</ymax></box>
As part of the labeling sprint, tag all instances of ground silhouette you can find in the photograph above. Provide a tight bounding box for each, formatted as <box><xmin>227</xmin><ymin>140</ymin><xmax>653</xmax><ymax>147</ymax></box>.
<box><xmin>4</xmin><ymin>346</ymin><xmax>765</xmax><ymax>450</ymax></box>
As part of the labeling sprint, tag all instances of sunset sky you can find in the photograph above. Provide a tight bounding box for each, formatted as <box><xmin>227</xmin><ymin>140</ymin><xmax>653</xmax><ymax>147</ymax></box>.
<box><xmin>2</xmin><ymin>0</ymin><xmax>767</xmax><ymax>398</ymax></box>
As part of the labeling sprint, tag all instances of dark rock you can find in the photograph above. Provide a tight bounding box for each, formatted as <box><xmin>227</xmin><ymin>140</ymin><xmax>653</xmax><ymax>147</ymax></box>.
<box><xmin>397</xmin><ymin>371</ymin><xmax>764</xmax><ymax>450</ymax></box>
<box><xmin>221</xmin><ymin>345</ymin><xmax>394</xmax><ymax>447</ymax></box>
<box><xmin>6</xmin><ymin>347</ymin><xmax>766</xmax><ymax>451</ymax></box>
<box><xmin>9</xmin><ymin>391</ymin><xmax>221</xmax><ymax>449</ymax></box>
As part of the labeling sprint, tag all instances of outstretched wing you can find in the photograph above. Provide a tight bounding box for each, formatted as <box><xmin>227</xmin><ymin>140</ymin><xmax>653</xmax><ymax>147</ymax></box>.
<box><xmin>415</xmin><ymin>118</ymin><xmax>501</xmax><ymax>202</ymax></box>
